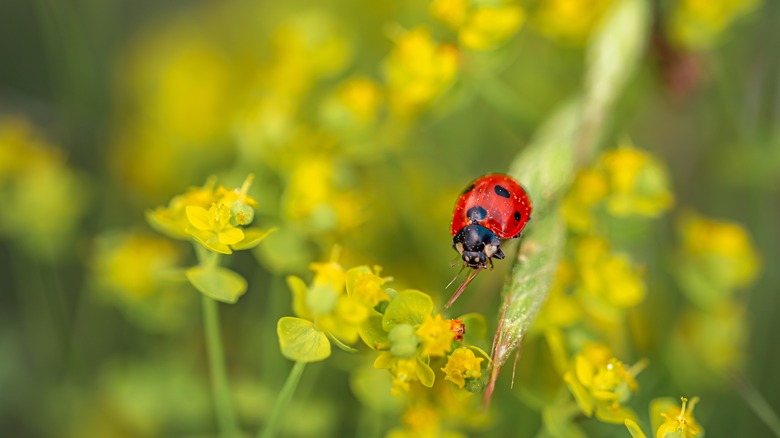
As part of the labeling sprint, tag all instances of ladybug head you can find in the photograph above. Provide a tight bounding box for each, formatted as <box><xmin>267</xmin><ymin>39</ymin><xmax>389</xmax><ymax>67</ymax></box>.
<box><xmin>453</xmin><ymin>224</ymin><xmax>505</xmax><ymax>269</ymax></box>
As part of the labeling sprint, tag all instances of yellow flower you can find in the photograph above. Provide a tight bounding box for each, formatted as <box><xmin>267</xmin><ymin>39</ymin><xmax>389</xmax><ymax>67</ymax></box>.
<box><xmin>384</xmin><ymin>27</ymin><xmax>459</xmax><ymax>119</ymax></box>
<box><xmin>564</xmin><ymin>343</ymin><xmax>645</xmax><ymax>424</ymax></box>
<box><xmin>289</xmin><ymin>261</ymin><xmax>378</xmax><ymax>345</ymax></box>
<box><xmin>441</xmin><ymin>347</ymin><xmax>484</xmax><ymax>388</ymax></box>
<box><xmin>348</xmin><ymin>265</ymin><xmax>390</xmax><ymax>308</ymax></box>
<box><xmin>667</xmin><ymin>0</ymin><xmax>760</xmax><ymax>50</ymax></box>
<box><xmin>430</xmin><ymin>0</ymin><xmax>469</xmax><ymax>28</ymax></box>
<box><xmin>417</xmin><ymin>314</ymin><xmax>456</xmax><ymax>357</ymax></box>
<box><xmin>599</xmin><ymin>142</ymin><xmax>674</xmax><ymax>218</ymax></box>
<box><xmin>459</xmin><ymin>4</ymin><xmax>525</xmax><ymax>50</ymax></box>
<box><xmin>573</xmin><ymin>236</ymin><xmax>646</xmax><ymax>317</ymax></box>
<box><xmin>337</xmin><ymin>77</ymin><xmax>383</xmax><ymax>124</ymax></box>
<box><xmin>561</xmin><ymin>168</ymin><xmax>609</xmax><ymax>232</ymax></box>
<box><xmin>146</xmin><ymin>176</ymin><xmax>219</xmax><ymax>239</ymax></box>
<box><xmin>282</xmin><ymin>156</ymin><xmax>365</xmax><ymax>234</ymax></box>
<box><xmin>676</xmin><ymin>211</ymin><xmax>760</xmax><ymax>304</ymax></box>
<box><xmin>186</xmin><ymin>203</ymin><xmax>245</xmax><ymax>254</ymax></box>
<box><xmin>656</xmin><ymin>397</ymin><xmax>703</xmax><ymax>438</ymax></box>
<box><xmin>532</xmin><ymin>0</ymin><xmax>614</xmax><ymax>45</ymax></box>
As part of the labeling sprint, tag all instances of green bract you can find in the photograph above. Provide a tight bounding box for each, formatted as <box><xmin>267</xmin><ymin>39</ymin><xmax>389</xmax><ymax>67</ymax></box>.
<box><xmin>185</xmin><ymin>265</ymin><xmax>247</xmax><ymax>304</ymax></box>
<box><xmin>277</xmin><ymin>317</ymin><xmax>331</xmax><ymax>362</ymax></box>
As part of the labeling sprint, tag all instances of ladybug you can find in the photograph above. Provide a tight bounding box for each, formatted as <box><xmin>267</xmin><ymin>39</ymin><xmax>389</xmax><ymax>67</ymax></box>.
<box><xmin>450</xmin><ymin>174</ymin><xmax>532</xmax><ymax>270</ymax></box>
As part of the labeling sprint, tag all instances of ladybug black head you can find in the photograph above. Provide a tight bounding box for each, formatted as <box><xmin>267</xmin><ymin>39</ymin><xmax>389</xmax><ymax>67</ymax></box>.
<box><xmin>453</xmin><ymin>224</ymin><xmax>505</xmax><ymax>269</ymax></box>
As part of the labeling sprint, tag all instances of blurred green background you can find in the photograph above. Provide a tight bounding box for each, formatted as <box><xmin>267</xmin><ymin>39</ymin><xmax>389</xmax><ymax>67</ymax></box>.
<box><xmin>0</xmin><ymin>0</ymin><xmax>778</xmax><ymax>436</ymax></box>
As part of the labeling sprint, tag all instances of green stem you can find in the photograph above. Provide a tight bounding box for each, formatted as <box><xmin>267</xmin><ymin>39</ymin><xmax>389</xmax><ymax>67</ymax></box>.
<box><xmin>203</xmin><ymin>294</ymin><xmax>240</xmax><ymax>437</ymax></box>
<box><xmin>732</xmin><ymin>371</ymin><xmax>780</xmax><ymax>437</ymax></box>
<box><xmin>258</xmin><ymin>361</ymin><xmax>307</xmax><ymax>438</ymax></box>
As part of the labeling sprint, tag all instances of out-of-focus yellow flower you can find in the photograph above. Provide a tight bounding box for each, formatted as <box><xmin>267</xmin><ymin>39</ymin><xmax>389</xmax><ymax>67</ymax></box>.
<box><xmin>0</xmin><ymin>116</ymin><xmax>87</xmax><ymax>258</ymax></box>
<box><xmin>534</xmin><ymin>261</ymin><xmax>581</xmax><ymax>331</ymax></box>
<box><xmin>667</xmin><ymin>0</ymin><xmax>760</xmax><ymax>50</ymax></box>
<box><xmin>417</xmin><ymin>314</ymin><xmax>456</xmax><ymax>357</ymax></box>
<box><xmin>599</xmin><ymin>143</ymin><xmax>674</xmax><ymax>218</ymax></box>
<box><xmin>319</xmin><ymin>77</ymin><xmax>384</xmax><ymax>135</ymax></box>
<box><xmin>676</xmin><ymin>211</ymin><xmax>760</xmax><ymax>306</ymax></box>
<box><xmin>441</xmin><ymin>347</ymin><xmax>484</xmax><ymax>389</ymax></box>
<box><xmin>384</xmin><ymin>27</ymin><xmax>459</xmax><ymax>119</ymax></box>
<box><xmin>669</xmin><ymin>301</ymin><xmax>746</xmax><ymax>384</ymax></box>
<box><xmin>93</xmin><ymin>232</ymin><xmax>181</xmax><ymax>300</ymax></box>
<box><xmin>374</xmin><ymin>353</ymin><xmax>435</xmax><ymax>396</ymax></box>
<box><xmin>532</xmin><ymin>0</ymin><xmax>614</xmax><ymax>45</ymax></box>
<box><xmin>347</xmin><ymin>265</ymin><xmax>389</xmax><ymax>308</ymax></box>
<box><xmin>430</xmin><ymin>0</ymin><xmax>469</xmax><ymax>28</ymax></box>
<box><xmin>269</xmin><ymin>12</ymin><xmax>352</xmax><ymax>97</ymax></box>
<box><xmin>337</xmin><ymin>77</ymin><xmax>383</xmax><ymax>124</ymax></box>
<box><xmin>561</xmin><ymin>168</ymin><xmax>609</xmax><ymax>232</ymax></box>
<box><xmin>282</xmin><ymin>156</ymin><xmax>364</xmax><ymax>235</ymax></box>
<box><xmin>574</xmin><ymin>236</ymin><xmax>646</xmax><ymax>316</ymax></box>
<box><xmin>564</xmin><ymin>343</ymin><xmax>645</xmax><ymax>424</ymax></box>
<box><xmin>90</xmin><ymin>231</ymin><xmax>194</xmax><ymax>331</ymax></box>
<box><xmin>656</xmin><ymin>397</ymin><xmax>703</xmax><ymax>438</ymax></box>
<box><xmin>459</xmin><ymin>4</ymin><xmax>525</xmax><ymax>50</ymax></box>
<box><xmin>120</xmin><ymin>21</ymin><xmax>235</xmax><ymax>145</ymax></box>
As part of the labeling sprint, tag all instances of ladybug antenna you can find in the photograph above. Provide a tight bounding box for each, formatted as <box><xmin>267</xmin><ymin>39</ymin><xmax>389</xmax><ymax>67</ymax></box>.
<box><xmin>444</xmin><ymin>268</ymin><xmax>482</xmax><ymax>309</ymax></box>
<box><xmin>446</xmin><ymin>264</ymin><xmax>468</xmax><ymax>289</ymax></box>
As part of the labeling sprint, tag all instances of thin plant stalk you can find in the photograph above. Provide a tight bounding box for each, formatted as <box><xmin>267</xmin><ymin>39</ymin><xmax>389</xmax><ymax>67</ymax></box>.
<box><xmin>203</xmin><ymin>294</ymin><xmax>240</xmax><ymax>437</ymax></box>
<box><xmin>258</xmin><ymin>361</ymin><xmax>307</xmax><ymax>438</ymax></box>
<box><xmin>196</xmin><ymin>244</ymin><xmax>239</xmax><ymax>437</ymax></box>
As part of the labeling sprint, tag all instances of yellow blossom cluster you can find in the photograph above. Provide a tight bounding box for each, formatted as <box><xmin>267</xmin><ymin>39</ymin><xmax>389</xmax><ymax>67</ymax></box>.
<box><xmin>146</xmin><ymin>175</ymin><xmax>272</xmax><ymax>255</ymax></box>
<box><xmin>430</xmin><ymin>0</ymin><xmax>525</xmax><ymax>50</ymax></box>
<box><xmin>564</xmin><ymin>343</ymin><xmax>646</xmax><ymax>424</ymax></box>
<box><xmin>562</xmin><ymin>141</ymin><xmax>674</xmax><ymax>232</ymax></box>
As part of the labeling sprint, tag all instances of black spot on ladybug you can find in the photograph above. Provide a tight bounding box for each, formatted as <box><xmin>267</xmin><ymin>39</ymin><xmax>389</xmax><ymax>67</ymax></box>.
<box><xmin>494</xmin><ymin>185</ymin><xmax>510</xmax><ymax>198</ymax></box>
<box><xmin>461</xmin><ymin>183</ymin><xmax>475</xmax><ymax>196</ymax></box>
<box><xmin>514</xmin><ymin>211</ymin><xmax>521</xmax><ymax>222</ymax></box>
<box><xmin>466</xmin><ymin>206</ymin><xmax>487</xmax><ymax>222</ymax></box>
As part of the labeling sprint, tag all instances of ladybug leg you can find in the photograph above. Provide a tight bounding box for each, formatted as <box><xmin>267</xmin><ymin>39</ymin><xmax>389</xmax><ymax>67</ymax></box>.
<box><xmin>494</xmin><ymin>247</ymin><xmax>505</xmax><ymax>259</ymax></box>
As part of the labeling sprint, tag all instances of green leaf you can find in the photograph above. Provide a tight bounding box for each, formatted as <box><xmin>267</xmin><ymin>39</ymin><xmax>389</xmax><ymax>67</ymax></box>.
<box><xmin>382</xmin><ymin>289</ymin><xmax>433</xmax><ymax>331</ymax></box>
<box><xmin>416</xmin><ymin>358</ymin><xmax>435</xmax><ymax>388</ymax></box>
<box><xmin>624</xmin><ymin>419</ymin><xmax>648</xmax><ymax>438</ymax></box>
<box><xmin>186</xmin><ymin>265</ymin><xmax>247</xmax><ymax>304</ymax></box>
<box><xmin>359</xmin><ymin>310</ymin><xmax>390</xmax><ymax>350</ymax></box>
<box><xmin>326</xmin><ymin>332</ymin><xmax>359</xmax><ymax>353</ymax></box>
<box><xmin>277</xmin><ymin>317</ymin><xmax>331</xmax><ymax>362</ymax></box>
<box><xmin>231</xmin><ymin>226</ymin><xmax>277</xmax><ymax>250</ymax></box>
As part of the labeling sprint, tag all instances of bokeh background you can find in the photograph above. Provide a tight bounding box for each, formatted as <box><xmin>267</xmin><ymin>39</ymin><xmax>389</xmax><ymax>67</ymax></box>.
<box><xmin>0</xmin><ymin>0</ymin><xmax>778</xmax><ymax>436</ymax></box>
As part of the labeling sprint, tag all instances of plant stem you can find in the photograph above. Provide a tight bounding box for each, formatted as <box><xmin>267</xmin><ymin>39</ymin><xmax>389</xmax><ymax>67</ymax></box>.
<box><xmin>203</xmin><ymin>294</ymin><xmax>240</xmax><ymax>437</ymax></box>
<box><xmin>258</xmin><ymin>361</ymin><xmax>307</xmax><ymax>438</ymax></box>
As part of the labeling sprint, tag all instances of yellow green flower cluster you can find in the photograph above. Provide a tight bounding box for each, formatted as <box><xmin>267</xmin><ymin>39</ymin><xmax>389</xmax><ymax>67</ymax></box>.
<box><xmin>146</xmin><ymin>175</ymin><xmax>273</xmax><ymax>255</ymax></box>
<box><xmin>146</xmin><ymin>175</ymin><xmax>274</xmax><ymax>303</ymax></box>
<box><xmin>563</xmin><ymin>343</ymin><xmax>646</xmax><ymax>424</ymax></box>
<box><xmin>562</xmin><ymin>140</ymin><xmax>674</xmax><ymax>232</ymax></box>
<box><xmin>277</xmin><ymin>258</ymin><xmax>489</xmax><ymax>398</ymax></box>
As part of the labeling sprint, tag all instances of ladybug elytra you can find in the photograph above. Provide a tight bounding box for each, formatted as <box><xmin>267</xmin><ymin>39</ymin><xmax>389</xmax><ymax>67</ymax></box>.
<box><xmin>450</xmin><ymin>174</ymin><xmax>533</xmax><ymax>270</ymax></box>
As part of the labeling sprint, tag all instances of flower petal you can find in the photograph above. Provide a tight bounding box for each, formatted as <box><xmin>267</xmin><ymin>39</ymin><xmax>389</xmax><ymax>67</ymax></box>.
<box><xmin>186</xmin><ymin>206</ymin><xmax>211</xmax><ymax>231</ymax></box>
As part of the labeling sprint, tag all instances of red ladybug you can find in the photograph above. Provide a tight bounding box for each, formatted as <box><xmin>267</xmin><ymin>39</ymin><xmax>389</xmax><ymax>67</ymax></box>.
<box><xmin>450</xmin><ymin>174</ymin><xmax>532</xmax><ymax>270</ymax></box>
